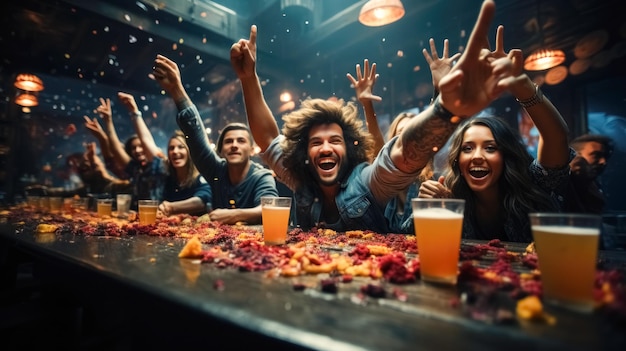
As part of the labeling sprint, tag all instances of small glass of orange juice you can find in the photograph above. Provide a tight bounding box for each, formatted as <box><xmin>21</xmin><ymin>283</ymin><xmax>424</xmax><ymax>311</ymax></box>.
<box><xmin>97</xmin><ymin>198</ymin><xmax>113</xmax><ymax>217</ymax></box>
<box><xmin>261</xmin><ymin>196</ymin><xmax>292</xmax><ymax>245</ymax></box>
<box><xmin>411</xmin><ymin>198</ymin><xmax>465</xmax><ymax>285</ymax></box>
<box><xmin>138</xmin><ymin>199</ymin><xmax>159</xmax><ymax>225</ymax></box>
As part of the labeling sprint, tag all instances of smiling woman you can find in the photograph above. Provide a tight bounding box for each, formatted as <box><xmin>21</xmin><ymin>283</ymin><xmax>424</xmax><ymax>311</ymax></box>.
<box><xmin>0</xmin><ymin>0</ymin><xmax>625</xmax><ymax>208</ymax></box>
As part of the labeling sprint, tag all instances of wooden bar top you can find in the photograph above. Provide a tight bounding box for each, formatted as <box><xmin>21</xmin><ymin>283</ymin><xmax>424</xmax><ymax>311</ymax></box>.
<box><xmin>1</xmin><ymin>207</ymin><xmax>625</xmax><ymax>350</ymax></box>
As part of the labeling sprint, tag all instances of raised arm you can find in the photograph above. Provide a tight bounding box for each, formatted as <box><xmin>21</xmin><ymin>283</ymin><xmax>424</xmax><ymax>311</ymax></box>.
<box><xmin>347</xmin><ymin>59</ymin><xmax>384</xmax><ymax>155</ymax></box>
<box><xmin>391</xmin><ymin>0</ymin><xmax>514</xmax><ymax>173</ymax></box>
<box><xmin>230</xmin><ymin>25</ymin><xmax>279</xmax><ymax>152</ymax></box>
<box><xmin>97</xmin><ymin>97</ymin><xmax>132</xmax><ymax>169</ymax></box>
<box><xmin>153</xmin><ymin>54</ymin><xmax>224</xmax><ymax>180</ymax></box>
<box><xmin>489</xmin><ymin>25</ymin><xmax>570</xmax><ymax>169</ymax></box>
<box><xmin>117</xmin><ymin>92</ymin><xmax>163</xmax><ymax>162</ymax></box>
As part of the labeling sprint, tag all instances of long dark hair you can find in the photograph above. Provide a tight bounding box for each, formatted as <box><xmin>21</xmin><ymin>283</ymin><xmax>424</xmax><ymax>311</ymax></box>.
<box><xmin>280</xmin><ymin>98</ymin><xmax>373</xmax><ymax>187</ymax></box>
<box><xmin>443</xmin><ymin>117</ymin><xmax>557</xmax><ymax>235</ymax></box>
<box><xmin>167</xmin><ymin>130</ymin><xmax>199</xmax><ymax>189</ymax></box>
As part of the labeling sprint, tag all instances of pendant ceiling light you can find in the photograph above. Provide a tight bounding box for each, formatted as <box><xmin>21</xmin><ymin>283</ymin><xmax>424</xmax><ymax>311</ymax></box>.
<box><xmin>15</xmin><ymin>92</ymin><xmax>39</xmax><ymax>107</ymax></box>
<box><xmin>358</xmin><ymin>0</ymin><xmax>405</xmax><ymax>27</ymax></box>
<box><xmin>523</xmin><ymin>49</ymin><xmax>566</xmax><ymax>71</ymax></box>
<box><xmin>523</xmin><ymin>2</ymin><xmax>566</xmax><ymax>71</ymax></box>
<box><xmin>14</xmin><ymin>73</ymin><xmax>44</xmax><ymax>92</ymax></box>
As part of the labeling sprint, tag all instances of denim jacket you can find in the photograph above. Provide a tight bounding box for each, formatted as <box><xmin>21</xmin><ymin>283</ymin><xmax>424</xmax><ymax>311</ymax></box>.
<box><xmin>293</xmin><ymin>163</ymin><xmax>390</xmax><ymax>233</ymax></box>
<box><xmin>263</xmin><ymin>136</ymin><xmax>419</xmax><ymax>233</ymax></box>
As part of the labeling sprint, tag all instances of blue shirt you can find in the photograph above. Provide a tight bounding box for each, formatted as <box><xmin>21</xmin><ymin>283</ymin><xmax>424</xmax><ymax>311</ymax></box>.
<box><xmin>163</xmin><ymin>174</ymin><xmax>212</xmax><ymax>216</ymax></box>
<box><xmin>175</xmin><ymin>105</ymin><xmax>278</xmax><ymax>210</ymax></box>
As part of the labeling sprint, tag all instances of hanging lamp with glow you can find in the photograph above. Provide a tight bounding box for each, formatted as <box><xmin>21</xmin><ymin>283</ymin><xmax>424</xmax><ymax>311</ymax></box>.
<box><xmin>523</xmin><ymin>49</ymin><xmax>566</xmax><ymax>71</ymax></box>
<box><xmin>14</xmin><ymin>73</ymin><xmax>44</xmax><ymax>92</ymax></box>
<box><xmin>358</xmin><ymin>0</ymin><xmax>405</xmax><ymax>27</ymax></box>
<box><xmin>15</xmin><ymin>92</ymin><xmax>39</xmax><ymax>107</ymax></box>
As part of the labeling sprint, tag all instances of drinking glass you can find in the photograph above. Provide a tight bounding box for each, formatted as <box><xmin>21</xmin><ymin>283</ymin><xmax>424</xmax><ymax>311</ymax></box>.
<box><xmin>529</xmin><ymin>213</ymin><xmax>602</xmax><ymax>313</ymax></box>
<box><xmin>138</xmin><ymin>199</ymin><xmax>159</xmax><ymax>225</ymax></box>
<box><xmin>48</xmin><ymin>197</ymin><xmax>63</xmax><ymax>213</ymax></box>
<box><xmin>261</xmin><ymin>196</ymin><xmax>292</xmax><ymax>245</ymax></box>
<box><xmin>97</xmin><ymin>198</ymin><xmax>113</xmax><ymax>217</ymax></box>
<box><xmin>116</xmin><ymin>194</ymin><xmax>132</xmax><ymax>217</ymax></box>
<box><xmin>412</xmin><ymin>198</ymin><xmax>465</xmax><ymax>285</ymax></box>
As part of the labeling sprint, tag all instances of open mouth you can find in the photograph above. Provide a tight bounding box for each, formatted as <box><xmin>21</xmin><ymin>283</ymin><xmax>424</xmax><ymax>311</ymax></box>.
<box><xmin>318</xmin><ymin>158</ymin><xmax>336</xmax><ymax>171</ymax></box>
<box><xmin>468</xmin><ymin>167</ymin><xmax>489</xmax><ymax>179</ymax></box>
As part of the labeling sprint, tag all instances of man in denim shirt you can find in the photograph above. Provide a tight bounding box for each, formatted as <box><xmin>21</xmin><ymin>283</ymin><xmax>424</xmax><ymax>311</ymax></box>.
<box><xmin>222</xmin><ymin>1</ymin><xmax>515</xmax><ymax>233</ymax></box>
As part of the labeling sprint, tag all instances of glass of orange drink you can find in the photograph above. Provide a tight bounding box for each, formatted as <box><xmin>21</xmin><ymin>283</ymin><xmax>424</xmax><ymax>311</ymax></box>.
<box><xmin>138</xmin><ymin>199</ymin><xmax>159</xmax><ymax>225</ymax></box>
<box><xmin>97</xmin><ymin>198</ymin><xmax>113</xmax><ymax>217</ymax></box>
<box><xmin>412</xmin><ymin>198</ymin><xmax>465</xmax><ymax>285</ymax></box>
<box><xmin>529</xmin><ymin>213</ymin><xmax>601</xmax><ymax>313</ymax></box>
<box><xmin>261</xmin><ymin>196</ymin><xmax>292</xmax><ymax>245</ymax></box>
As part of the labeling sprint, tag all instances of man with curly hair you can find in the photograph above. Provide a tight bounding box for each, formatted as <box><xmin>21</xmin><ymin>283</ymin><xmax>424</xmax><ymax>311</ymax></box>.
<box><xmin>227</xmin><ymin>0</ymin><xmax>515</xmax><ymax>233</ymax></box>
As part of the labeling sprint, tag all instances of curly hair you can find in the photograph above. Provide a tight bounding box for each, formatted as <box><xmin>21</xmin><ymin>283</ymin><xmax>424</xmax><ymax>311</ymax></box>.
<box><xmin>280</xmin><ymin>98</ymin><xmax>374</xmax><ymax>186</ymax></box>
<box><xmin>167</xmin><ymin>130</ymin><xmax>200</xmax><ymax>189</ymax></box>
<box><xmin>442</xmin><ymin>116</ymin><xmax>557</xmax><ymax>231</ymax></box>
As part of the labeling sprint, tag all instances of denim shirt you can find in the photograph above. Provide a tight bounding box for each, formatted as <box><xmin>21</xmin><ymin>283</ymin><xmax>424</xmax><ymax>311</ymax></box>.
<box><xmin>384</xmin><ymin>182</ymin><xmax>419</xmax><ymax>234</ymax></box>
<box><xmin>263</xmin><ymin>135</ymin><xmax>420</xmax><ymax>233</ymax></box>
<box><xmin>125</xmin><ymin>157</ymin><xmax>167</xmax><ymax>210</ymax></box>
<box><xmin>292</xmin><ymin>163</ymin><xmax>390</xmax><ymax>232</ymax></box>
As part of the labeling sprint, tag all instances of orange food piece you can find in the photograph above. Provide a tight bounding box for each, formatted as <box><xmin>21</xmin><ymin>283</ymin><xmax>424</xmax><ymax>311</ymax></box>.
<box><xmin>516</xmin><ymin>295</ymin><xmax>556</xmax><ymax>324</ymax></box>
<box><xmin>36</xmin><ymin>224</ymin><xmax>58</xmax><ymax>233</ymax></box>
<box><xmin>178</xmin><ymin>235</ymin><xmax>203</xmax><ymax>258</ymax></box>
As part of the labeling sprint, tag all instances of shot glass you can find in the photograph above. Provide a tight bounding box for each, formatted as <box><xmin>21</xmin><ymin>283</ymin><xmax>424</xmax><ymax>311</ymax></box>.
<box><xmin>72</xmin><ymin>197</ymin><xmax>90</xmax><ymax>212</ymax></box>
<box><xmin>27</xmin><ymin>195</ymin><xmax>40</xmax><ymax>209</ymax></box>
<box><xmin>529</xmin><ymin>213</ymin><xmax>602</xmax><ymax>313</ymax></box>
<box><xmin>116</xmin><ymin>194</ymin><xmax>132</xmax><ymax>217</ymax></box>
<box><xmin>411</xmin><ymin>198</ymin><xmax>465</xmax><ymax>285</ymax></box>
<box><xmin>138</xmin><ymin>199</ymin><xmax>159</xmax><ymax>225</ymax></box>
<box><xmin>48</xmin><ymin>196</ymin><xmax>63</xmax><ymax>213</ymax></box>
<box><xmin>63</xmin><ymin>197</ymin><xmax>73</xmax><ymax>212</ymax></box>
<box><xmin>97</xmin><ymin>198</ymin><xmax>113</xmax><ymax>217</ymax></box>
<box><xmin>261</xmin><ymin>196</ymin><xmax>292</xmax><ymax>245</ymax></box>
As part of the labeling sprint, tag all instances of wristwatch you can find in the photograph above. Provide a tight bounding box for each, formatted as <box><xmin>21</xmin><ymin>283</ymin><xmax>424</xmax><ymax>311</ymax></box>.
<box><xmin>516</xmin><ymin>84</ymin><xmax>544</xmax><ymax>108</ymax></box>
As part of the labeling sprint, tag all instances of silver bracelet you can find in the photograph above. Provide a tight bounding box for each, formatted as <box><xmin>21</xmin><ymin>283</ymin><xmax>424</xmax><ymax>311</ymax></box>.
<box><xmin>516</xmin><ymin>84</ymin><xmax>544</xmax><ymax>108</ymax></box>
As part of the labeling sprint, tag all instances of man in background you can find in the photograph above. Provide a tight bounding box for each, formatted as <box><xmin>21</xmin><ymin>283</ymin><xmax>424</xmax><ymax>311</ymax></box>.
<box><xmin>566</xmin><ymin>134</ymin><xmax>614</xmax><ymax>214</ymax></box>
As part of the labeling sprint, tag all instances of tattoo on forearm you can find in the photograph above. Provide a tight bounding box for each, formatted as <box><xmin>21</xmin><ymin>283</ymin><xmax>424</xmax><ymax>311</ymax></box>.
<box><xmin>401</xmin><ymin>117</ymin><xmax>457</xmax><ymax>169</ymax></box>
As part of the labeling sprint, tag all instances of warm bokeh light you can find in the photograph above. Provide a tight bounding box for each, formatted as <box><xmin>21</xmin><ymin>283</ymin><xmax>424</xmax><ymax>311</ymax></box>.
<box><xmin>280</xmin><ymin>91</ymin><xmax>292</xmax><ymax>103</ymax></box>
<box><xmin>358</xmin><ymin>0</ymin><xmax>405</xmax><ymax>27</ymax></box>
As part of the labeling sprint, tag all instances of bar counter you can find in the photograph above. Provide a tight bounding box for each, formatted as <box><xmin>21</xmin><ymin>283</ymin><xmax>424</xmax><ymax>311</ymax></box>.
<box><xmin>1</xmin><ymin>209</ymin><xmax>625</xmax><ymax>350</ymax></box>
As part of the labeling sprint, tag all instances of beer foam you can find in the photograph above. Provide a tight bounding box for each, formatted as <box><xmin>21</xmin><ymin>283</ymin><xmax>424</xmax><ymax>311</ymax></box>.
<box><xmin>413</xmin><ymin>208</ymin><xmax>463</xmax><ymax>219</ymax></box>
<box><xmin>531</xmin><ymin>225</ymin><xmax>599</xmax><ymax>236</ymax></box>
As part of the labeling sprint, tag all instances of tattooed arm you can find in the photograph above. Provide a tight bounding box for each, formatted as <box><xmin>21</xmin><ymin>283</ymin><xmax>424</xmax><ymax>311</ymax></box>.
<box><xmin>390</xmin><ymin>0</ymin><xmax>514</xmax><ymax>174</ymax></box>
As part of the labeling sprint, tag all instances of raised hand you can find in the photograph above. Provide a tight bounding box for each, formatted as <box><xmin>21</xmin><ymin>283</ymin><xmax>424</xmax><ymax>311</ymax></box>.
<box><xmin>422</xmin><ymin>38</ymin><xmax>462</xmax><ymax>90</ymax></box>
<box><xmin>230</xmin><ymin>25</ymin><xmax>257</xmax><ymax>79</ymax></box>
<box><xmin>346</xmin><ymin>59</ymin><xmax>382</xmax><ymax>104</ymax></box>
<box><xmin>117</xmin><ymin>92</ymin><xmax>140</xmax><ymax>114</ymax></box>
<box><xmin>95</xmin><ymin>97</ymin><xmax>112</xmax><ymax>123</ymax></box>
<box><xmin>83</xmin><ymin>115</ymin><xmax>106</xmax><ymax>139</ymax></box>
<box><xmin>153</xmin><ymin>54</ymin><xmax>185</xmax><ymax>99</ymax></box>
<box><xmin>437</xmin><ymin>0</ymin><xmax>514</xmax><ymax>117</ymax></box>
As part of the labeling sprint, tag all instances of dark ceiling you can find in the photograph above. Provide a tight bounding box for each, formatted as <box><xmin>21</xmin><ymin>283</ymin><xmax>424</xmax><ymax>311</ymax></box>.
<box><xmin>0</xmin><ymin>0</ymin><xmax>624</xmax><ymax>164</ymax></box>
